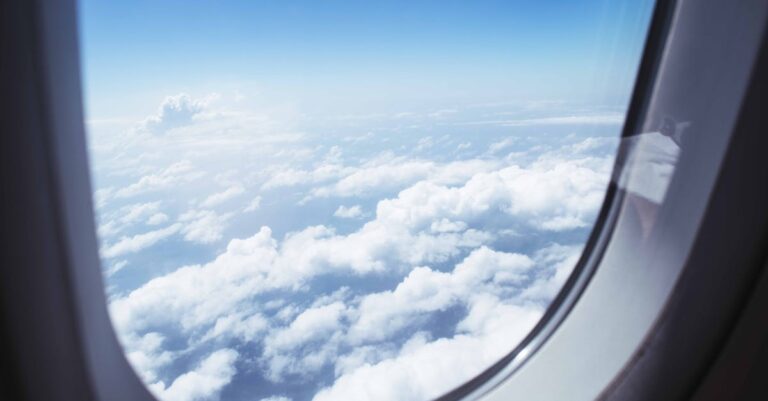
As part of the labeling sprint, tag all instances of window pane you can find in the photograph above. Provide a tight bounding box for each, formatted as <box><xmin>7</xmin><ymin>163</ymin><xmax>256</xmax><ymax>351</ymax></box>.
<box><xmin>78</xmin><ymin>1</ymin><xmax>654</xmax><ymax>400</ymax></box>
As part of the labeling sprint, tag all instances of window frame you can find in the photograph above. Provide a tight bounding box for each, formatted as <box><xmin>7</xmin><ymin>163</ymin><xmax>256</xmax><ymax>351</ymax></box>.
<box><xmin>1</xmin><ymin>0</ymin><xmax>767</xmax><ymax>400</ymax></box>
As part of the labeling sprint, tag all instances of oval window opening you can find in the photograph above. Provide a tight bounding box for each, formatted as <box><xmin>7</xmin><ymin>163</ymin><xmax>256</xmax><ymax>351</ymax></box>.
<box><xmin>78</xmin><ymin>1</ymin><xmax>655</xmax><ymax>400</ymax></box>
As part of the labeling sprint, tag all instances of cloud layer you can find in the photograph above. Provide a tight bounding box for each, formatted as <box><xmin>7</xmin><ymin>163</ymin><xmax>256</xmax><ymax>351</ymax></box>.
<box><xmin>90</xmin><ymin>93</ymin><xmax>618</xmax><ymax>401</ymax></box>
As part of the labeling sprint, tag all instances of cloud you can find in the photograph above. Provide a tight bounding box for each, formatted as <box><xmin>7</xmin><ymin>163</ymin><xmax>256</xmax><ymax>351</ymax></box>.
<box><xmin>108</xmin><ymin>220</ymin><xmax>491</xmax><ymax>384</ymax></box>
<box><xmin>262</xmin><ymin>302</ymin><xmax>348</xmax><ymax>380</ymax></box>
<box><xmin>313</xmin><ymin>297</ymin><xmax>543</xmax><ymax>401</ymax></box>
<box><xmin>109</xmin><ymin>227</ymin><xmax>279</xmax><ymax>341</ymax></box>
<box><xmin>150</xmin><ymin>349</ymin><xmax>238</xmax><ymax>401</ymax></box>
<box><xmin>314</xmin><ymin>258</ymin><xmax>544</xmax><ymax>401</ymax></box>
<box><xmin>123</xmin><ymin>332</ymin><xmax>175</xmax><ymax>384</ymax></box>
<box><xmin>305</xmin><ymin>157</ymin><xmax>499</xmax><ymax>201</ymax></box>
<box><xmin>97</xmin><ymin>202</ymin><xmax>166</xmax><ymax>238</ymax></box>
<box><xmin>201</xmin><ymin>185</ymin><xmax>245</xmax><ymax>208</ymax></box>
<box><xmin>101</xmin><ymin>224</ymin><xmax>182</xmax><ymax>259</ymax></box>
<box><xmin>142</xmin><ymin>94</ymin><xmax>211</xmax><ymax>134</ymax></box>
<box><xmin>147</xmin><ymin>213</ymin><xmax>170</xmax><ymax>225</ymax></box>
<box><xmin>115</xmin><ymin>161</ymin><xmax>199</xmax><ymax>198</ymax></box>
<box><xmin>244</xmin><ymin>196</ymin><xmax>262</xmax><ymax>212</ymax></box>
<box><xmin>256</xmin><ymin>244</ymin><xmax>569</xmax><ymax>385</ymax></box>
<box><xmin>120</xmin><ymin>202</ymin><xmax>163</xmax><ymax>224</ymax></box>
<box><xmin>373</xmin><ymin>158</ymin><xmax>610</xmax><ymax>234</ymax></box>
<box><xmin>105</xmin><ymin>137</ymin><xmax>611</xmax><ymax>400</ymax></box>
<box><xmin>463</xmin><ymin>113</ymin><xmax>625</xmax><ymax>127</ymax></box>
<box><xmin>105</xmin><ymin>260</ymin><xmax>129</xmax><ymax>277</ymax></box>
<box><xmin>346</xmin><ymin>246</ymin><xmax>532</xmax><ymax>345</ymax></box>
<box><xmin>333</xmin><ymin>205</ymin><xmax>363</xmax><ymax>219</ymax></box>
<box><xmin>179</xmin><ymin>210</ymin><xmax>231</xmax><ymax>244</ymax></box>
<box><xmin>456</xmin><ymin>142</ymin><xmax>472</xmax><ymax>151</ymax></box>
<box><xmin>261</xmin><ymin>164</ymin><xmax>351</xmax><ymax>190</ymax></box>
<box><xmin>488</xmin><ymin>138</ymin><xmax>516</xmax><ymax>154</ymax></box>
<box><xmin>308</xmin><ymin>159</ymin><xmax>434</xmax><ymax>199</ymax></box>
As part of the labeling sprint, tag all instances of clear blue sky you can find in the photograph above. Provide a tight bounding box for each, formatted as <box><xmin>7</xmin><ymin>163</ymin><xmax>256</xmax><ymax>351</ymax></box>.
<box><xmin>78</xmin><ymin>0</ymin><xmax>654</xmax><ymax>119</ymax></box>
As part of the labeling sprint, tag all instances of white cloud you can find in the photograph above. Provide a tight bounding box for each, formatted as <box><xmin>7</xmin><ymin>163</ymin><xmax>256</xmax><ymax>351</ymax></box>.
<box><xmin>415</xmin><ymin>136</ymin><xmax>434</xmax><ymax>151</ymax></box>
<box><xmin>97</xmin><ymin>202</ymin><xmax>166</xmax><ymax>238</ymax></box>
<box><xmin>521</xmin><ymin>244</ymin><xmax>582</xmax><ymax>301</ymax></box>
<box><xmin>266</xmin><ymin>302</ymin><xmax>346</xmax><ymax>353</ymax></box>
<box><xmin>308</xmin><ymin>159</ymin><xmax>434</xmax><ymax>199</ymax></box>
<box><xmin>373</xmin><ymin>151</ymin><xmax>611</xmax><ymax>233</ymax></box>
<box><xmin>199</xmin><ymin>311</ymin><xmax>269</xmax><ymax>344</ymax></box>
<box><xmin>488</xmin><ymin>138</ymin><xmax>516</xmax><ymax>154</ymax></box>
<box><xmin>305</xmin><ymin>157</ymin><xmax>499</xmax><ymax>201</ymax></box>
<box><xmin>150</xmin><ymin>348</ymin><xmax>238</xmax><ymax>401</ymax></box>
<box><xmin>259</xmin><ymin>245</ymin><xmax>558</xmax><ymax>384</ymax></box>
<box><xmin>109</xmin><ymin>227</ymin><xmax>278</xmax><ymax>342</ymax></box>
<box><xmin>244</xmin><ymin>196</ymin><xmax>262</xmax><ymax>212</ymax></box>
<box><xmin>464</xmin><ymin>113</ymin><xmax>625</xmax><ymax>127</ymax></box>
<box><xmin>105</xmin><ymin>137</ymin><xmax>610</xmax><ymax>400</ymax></box>
<box><xmin>115</xmin><ymin>161</ymin><xmax>199</xmax><ymax>198</ymax></box>
<box><xmin>333</xmin><ymin>205</ymin><xmax>363</xmax><ymax>219</ymax></box>
<box><xmin>346</xmin><ymin>246</ymin><xmax>532</xmax><ymax>345</ymax></box>
<box><xmin>120</xmin><ymin>202</ymin><xmax>162</xmax><ymax>224</ymax></box>
<box><xmin>94</xmin><ymin>187</ymin><xmax>115</xmax><ymax>209</ymax></box>
<box><xmin>101</xmin><ymin>224</ymin><xmax>182</xmax><ymax>259</ymax></box>
<box><xmin>105</xmin><ymin>260</ymin><xmax>129</xmax><ymax>277</ymax></box>
<box><xmin>261</xmin><ymin>164</ymin><xmax>351</xmax><ymax>190</ymax></box>
<box><xmin>147</xmin><ymin>212</ymin><xmax>170</xmax><ymax>225</ymax></box>
<box><xmin>142</xmin><ymin>93</ymin><xmax>212</xmax><ymax>135</ymax></box>
<box><xmin>179</xmin><ymin>210</ymin><xmax>231</xmax><ymax>244</ymax></box>
<box><xmin>201</xmin><ymin>185</ymin><xmax>245</xmax><ymax>208</ymax></box>
<box><xmin>313</xmin><ymin>300</ymin><xmax>542</xmax><ymax>401</ymax></box>
<box><xmin>123</xmin><ymin>332</ymin><xmax>175</xmax><ymax>384</ymax></box>
<box><xmin>262</xmin><ymin>302</ymin><xmax>348</xmax><ymax>380</ymax></box>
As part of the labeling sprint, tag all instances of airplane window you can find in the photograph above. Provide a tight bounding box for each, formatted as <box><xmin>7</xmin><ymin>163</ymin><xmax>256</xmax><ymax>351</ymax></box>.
<box><xmin>77</xmin><ymin>1</ymin><xmax>654</xmax><ymax>400</ymax></box>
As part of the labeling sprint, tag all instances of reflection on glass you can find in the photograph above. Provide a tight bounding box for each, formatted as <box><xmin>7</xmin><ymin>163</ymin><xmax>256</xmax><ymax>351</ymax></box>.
<box><xmin>78</xmin><ymin>1</ymin><xmax>654</xmax><ymax>400</ymax></box>
<box><xmin>617</xmin><ymin>118</ymin><xmax>687</xmax><ymax>238</ymax></box>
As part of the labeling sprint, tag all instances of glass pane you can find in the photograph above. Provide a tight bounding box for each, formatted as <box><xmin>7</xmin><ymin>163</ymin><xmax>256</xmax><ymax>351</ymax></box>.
<box><xmin>78</xmin><ymin>1</ymin><xmax>654</xmax><ymax>400</ymax></box>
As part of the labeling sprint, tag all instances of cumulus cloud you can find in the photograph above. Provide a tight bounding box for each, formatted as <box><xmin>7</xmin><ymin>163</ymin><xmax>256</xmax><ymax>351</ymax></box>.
<box><xmin>142</xmin><ymin>93</ymin><xmax>211</xmax><ymax>134</ymax></box>
<box><xmin>256</xmin><ymin>245</ymin><xmax>558</xmax><ymax>385</ymax></box>
<box><xmin>261</xmin><ymin>164</ymin><xmax>351</xmax><ymax>190</ymax></box>
<box><xmin>488</xmin><ymin>138</ymin><xmax>516</xmax><ymax>154</ymax></box>
<box><xmin>201</xmin><ymin>185</ymin><xmax>245</xmax><ymax>208</ymax></box>
<box><xmin>312</xmin><ymin>305</ymin><xmax>540</xmax><ymax>401</ymax></box>
<box><xmin>147</xmin><ymin>212</ymin><xmax>170</xmax><ymax>225</ymax></box>
<box><xmin>456</xmin><ymin>142</ymin><xmax>472</xmax><ymax>151</ymax></box>
<box><xmin>116</xmin><ymin>161</ymin><xmax>200</xmax><ymax>198</ymax></box>
<box><xmin>150</xmin><ymin>348</ymin><xmax>238</xmax><ymax>401</ymax></box>
<box><xmin>333</xmin><ymin>205</ymin><xmax>363</xmax><ymax>219</ymax></box>
<box><xmin>373</xmin><ymin>154</ymin><xmax>610</xmax><ymax>234</ymax></box>
<box><xmin>308</xmin><ymin>159</ymin><xmax>434</xmax><ymax>199</ymax></box>
<box><xmin>262</xmin><ymin>302</ymin><xmax>348</xmax><ymax>380</ymax></box>
<box><xmin>310</xmin><ymin>250</ymin><xmax>552</xmax><ymax>401</ymax></box>
<box><xmin>346</xmin><ymin>247</ymin><xmax>532</xmax><ymax>345</ymax></box>
<box><xmin>103</xmin><ymin>136</ymin><xmax>611</xmax><ymax>401</ymax></box>
<box><xmin>244</xmin><ymin>196</ymin><xmax>262</xmax><ymax>212</ymax></box>
<box><xmin>105</xmin><ymin>260</ymin><xmax>129</xmax><ymax>277</ymax></box>
<box><xmin>465</xmin><ymin>113</ymin><xmax>625</xmax><ymax>127</ymax></box>
<box><xmin>305</xmin><ymin>157</ymin><xmax>499</xmax><ymax>201</ymax></box>
<box><xmin>101</xmin><ymin>224</ymin><xmax>182</xmax><ymax>259</ymax></box>
<box><xmin>97</xmin><ymin>202</ymin><xmax>166</xmax><ymax>238</ymax></box>
<box><xmin>121</xmin><ymin>202</ymin><xmax>163</xmax><ymax>224</ymax></box>
<box><xmin>179</xmin><ymin>210</ymin><xmax>232</xmax><ymax>244</ymax></box>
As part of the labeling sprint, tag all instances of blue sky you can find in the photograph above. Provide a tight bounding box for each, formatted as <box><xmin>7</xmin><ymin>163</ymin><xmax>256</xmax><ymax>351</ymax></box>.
<box><xmin>78</xmin><ymin>1</ymin><xmax>654</xmax><ymax>401</ymax></box>
<box><xmin>79</xmin><ymin>0</ymin><xmax>652</xmax><ymax>119</ymax></box>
